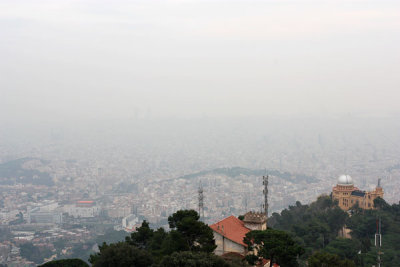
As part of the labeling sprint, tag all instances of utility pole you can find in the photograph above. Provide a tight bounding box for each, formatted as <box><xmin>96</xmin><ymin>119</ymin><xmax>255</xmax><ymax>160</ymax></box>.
<box><xmin>262</xmin><ymin>175</ymin><xmax>269</xmax><ymax>218</ymax></box>
<box><xmin>198</xmin><ymin>182</ymin><xmax>204</xmax><ymax>221</ymax></box>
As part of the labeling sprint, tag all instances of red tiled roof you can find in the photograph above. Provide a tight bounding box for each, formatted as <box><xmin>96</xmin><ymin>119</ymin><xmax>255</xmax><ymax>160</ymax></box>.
<box><xmin>257</xmin><ymin>259</ymin><xmax>280</xmax><ymax>267</ymax></box>
<box><xmin>258</xmin><ymin>259</ymin><xmax>270</xmax><ymax>267</ymax></box>
<box><xmin>210</xmin><ymin>215</ymin><xmax>250</xmax><ymax>247</ymax></box>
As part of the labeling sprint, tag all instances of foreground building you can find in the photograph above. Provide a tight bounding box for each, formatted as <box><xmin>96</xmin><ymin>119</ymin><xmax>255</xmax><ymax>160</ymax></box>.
<box><xmin>332</xmin><ymin>175</ymin><xmax>384</xmax><ymax>211</ymax></box>
<box><xmin>210</xmin><ymin>211</ymin><xmax>267</xmax><ymax>256</ymax></box>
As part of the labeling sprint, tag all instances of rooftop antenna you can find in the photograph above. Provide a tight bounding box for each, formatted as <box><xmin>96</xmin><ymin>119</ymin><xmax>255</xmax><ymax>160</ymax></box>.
<box><xmin>262</xmin><ymin>172</ymin><xmax>269</xmax><ymax>218</ymax></box>
<box><xmin>198</xmin><ymin>181</ymin><xmax>204</xmax><ymax>221</ymax></box>
<box><xmin>378</xmin><ymin>178</ymin><xmax>382</xmax><ymax>188</ymax></box>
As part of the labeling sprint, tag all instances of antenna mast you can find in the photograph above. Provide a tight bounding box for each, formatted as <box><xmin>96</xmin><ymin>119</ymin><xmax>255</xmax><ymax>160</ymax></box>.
<box><xmin>375</xmin><ymin>217</ymin><xmax>383</xmax><ymax>267</ymax></box>
<box><xmin>198</xmin><ymin>182</ymin><xmax>204</xmax><ymax>221</ymax></box>
<box><xmin>263</xmin><ymin>174</ymin><xmax>269</xmax><ymax>218</ymax></box>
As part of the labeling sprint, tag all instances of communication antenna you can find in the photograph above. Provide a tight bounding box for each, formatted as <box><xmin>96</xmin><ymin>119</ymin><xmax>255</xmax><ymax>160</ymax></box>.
<box><xmin>378</xmin><ymin>178</ymin><xmax>381</xmax><ymax>188</ymax></box>
<box><xmin>198</xmin><ymin>182</ymin><xmax>204</xmax><ymax>221</ymax></box>
<box><xmin>375</xmin><ymin>217</ymin><xmax>383</xmax><ymax>267</ymax></box>
<box><xmin>262</xmin><ymin>174</ymin><xmax>269</xmax><ymax>217</ymax></box>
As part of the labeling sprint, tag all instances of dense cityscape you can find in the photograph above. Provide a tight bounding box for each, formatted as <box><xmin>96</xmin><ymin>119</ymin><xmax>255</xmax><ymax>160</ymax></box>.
<box><xmin>1</xmin><ymin>0</ymin><xmax>400</xmax><ymax>264</ymax></box>
<box><xmin>0</xmin><ymin>117</ymin><xmax>399</xmax><ymax>266</ymax></box>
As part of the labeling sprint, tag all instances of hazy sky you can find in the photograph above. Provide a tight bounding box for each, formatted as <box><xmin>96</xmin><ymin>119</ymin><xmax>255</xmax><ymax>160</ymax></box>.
<box><xmin>1</xmin><ymin>0</ymin><xmax>399</xmax><ymax>121</ymax></box>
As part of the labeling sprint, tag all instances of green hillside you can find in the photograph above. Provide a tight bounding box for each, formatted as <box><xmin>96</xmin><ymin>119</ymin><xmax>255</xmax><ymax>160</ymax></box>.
<box><xmin>270</xmin><ymin>195</ymin><xmax>400</xmax><ymax>266</ymax></box>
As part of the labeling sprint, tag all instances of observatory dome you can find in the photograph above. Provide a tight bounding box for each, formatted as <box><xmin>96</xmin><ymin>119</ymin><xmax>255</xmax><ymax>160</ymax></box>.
<box><xmin>337</xmin><ymin>175</ymin><xmax>353</xmax><ymax>185</ymax></box>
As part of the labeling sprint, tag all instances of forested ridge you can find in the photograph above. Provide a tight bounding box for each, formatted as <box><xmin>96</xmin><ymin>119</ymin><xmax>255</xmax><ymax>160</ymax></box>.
<box><xmin>270</xmin><ymin>195</ymin><xmax>400</xmax><ymax>266</ymax></box>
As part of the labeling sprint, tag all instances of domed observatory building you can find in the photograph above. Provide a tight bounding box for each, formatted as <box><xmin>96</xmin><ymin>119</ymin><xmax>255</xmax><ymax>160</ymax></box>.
<box><xmin>332</xmin><ymin>175</ymin><xmax>384</xmax><ymax>211</ymax></box>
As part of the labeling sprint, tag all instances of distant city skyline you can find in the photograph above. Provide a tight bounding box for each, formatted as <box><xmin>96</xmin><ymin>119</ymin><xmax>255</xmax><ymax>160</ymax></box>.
<box><xmin>1</xmin><ymin>1</ymin><xmax>400</xmax><ymax>265</ymax></box>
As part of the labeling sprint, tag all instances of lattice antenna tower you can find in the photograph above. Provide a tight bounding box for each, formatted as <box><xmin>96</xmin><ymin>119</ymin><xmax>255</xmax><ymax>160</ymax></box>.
<box><xmin>198</xmin><ymin>182</ymin><xmax>204</xmax><ymax>221</ymax></box>
<box><xmin>375</xmin><ymin>217</ymin><xmax>383</xmax><ymax>267</ymax></box>
<box><xmin>262</xmin><ymin>174</ymin><xmax>269</xmax><ymax>218</ymax></box>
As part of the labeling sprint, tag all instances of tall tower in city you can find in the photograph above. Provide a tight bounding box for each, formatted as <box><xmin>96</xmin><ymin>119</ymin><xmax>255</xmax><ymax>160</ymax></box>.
<box><xmin>263</xmin><ymin>175</ymin><xmax>269</xmax><ymax>218</ymax></box>
<box><xmin>242</xmin><ymin>174</ymin><xmax>268</xmax><ymax>230</ymax></box>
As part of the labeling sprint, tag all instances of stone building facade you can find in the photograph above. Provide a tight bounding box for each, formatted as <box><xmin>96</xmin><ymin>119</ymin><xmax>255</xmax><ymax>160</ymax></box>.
<box><xmin>243</xmin><ymin>211</ymin><xmax>267</xmax><ymax>230</ymax></box>
<box><xmin>332</xmin><ymin>175</ymin><xmax>384</xmax><ymax>211</ymax></box>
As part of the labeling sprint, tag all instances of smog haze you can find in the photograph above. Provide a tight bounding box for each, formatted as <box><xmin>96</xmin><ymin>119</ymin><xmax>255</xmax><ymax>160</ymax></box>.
<box><xmin>1</xmin><ymin>0</ymin><xmax>400</xmax><ymax>121</ymax></box>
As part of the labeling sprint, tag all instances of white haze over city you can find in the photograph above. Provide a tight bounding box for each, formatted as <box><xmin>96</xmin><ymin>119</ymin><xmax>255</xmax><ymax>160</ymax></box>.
<box><xmin>1</xmin><ymin>0</ymin><xmax>400</xmax><ymax>121</ymax></box>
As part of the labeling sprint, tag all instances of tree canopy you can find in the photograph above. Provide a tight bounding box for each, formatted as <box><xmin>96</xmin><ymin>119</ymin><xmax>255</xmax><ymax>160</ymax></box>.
<box><xmin>308</xmin><ymin>251</ymin><xmax>355</xmax><ymax>267</ymax></box>
<box><xmin>167</xmin><ymin>209</ymin><xmax>216</xmax><ymax>253</ymax></box>
<box><xmin>39</xmin><ymin>259</ymin><xmax>89</xmax><ymax>267</ymax></box>
<box><xmin>244</xmin><ymin>228</ymin><xmax>304</xmax><ymax>267</ymax></box>
<box><xmin>156</xmin><ymin>251</ymin><xmax>237</xmax><ymax>267</ymax></box>
<box><xmin>269</xmin><ymin>195</ymin><xmax>400</xmax><ymax>266</ymax></box>
<box><xmin>90</xmin><ymin>210</ymin><xmax>223</xmax><ymax>266</ymax></box>
<box><xmin>19</xmin><ymin>243</ymin><xmax>53</xmax><ymax>264</ymax></box>
<box><xmin>89</xmin><ymin>242</ymin><xmax>153</xmax><ymax>267</ymax></box>
<box><xmin>269</xmin><ymin>195</ymin><xmax>348</xmax><ymax>256</ymax></box>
